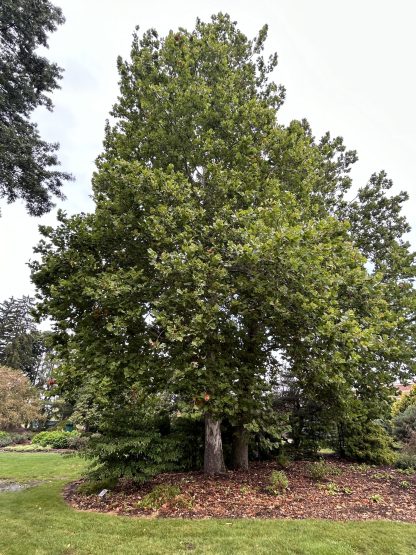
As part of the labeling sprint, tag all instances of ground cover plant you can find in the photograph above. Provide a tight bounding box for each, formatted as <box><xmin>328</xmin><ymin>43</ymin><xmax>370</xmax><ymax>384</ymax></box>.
<box><xmin>1</xmin><ymin>452</ymin><xmax>416</xmax><ymax>555</ymax></box>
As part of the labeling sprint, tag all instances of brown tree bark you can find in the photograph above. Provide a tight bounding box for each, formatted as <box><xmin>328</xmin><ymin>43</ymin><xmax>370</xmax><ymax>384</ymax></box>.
<box><xmin>204</xmin><ymin>413</ymin><xmax>226</xmax><ymax>474</ymax></box>
<box><xmin>232</xmin><ymin>425</ymin><xmax>249</xmax><ymax>470</ymax></box>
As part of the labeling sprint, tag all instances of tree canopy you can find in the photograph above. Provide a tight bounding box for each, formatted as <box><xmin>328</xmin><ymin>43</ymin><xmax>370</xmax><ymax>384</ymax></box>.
<box><xmin>0</xmin><ymin>365</ymin><xmax>41</xmax><ymax>430</ymax></box>
<box><xmin>0</xmin><ymin>0</ymin><xmax>70</xmax><ymax>216</ymax></box>
<box><xmin>32</xmin><ymin>14</ymin><xmax>416</xmax><ymax>477</ymax></box>
<box><xmin>0</xmin><ymin>296</ymin><xmax>52</xmax><ymax>386</ymax></box>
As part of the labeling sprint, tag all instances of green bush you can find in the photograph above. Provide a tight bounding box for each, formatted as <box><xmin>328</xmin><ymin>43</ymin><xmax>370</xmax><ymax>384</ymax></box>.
<box><xmin>77</xmin><ymin>477</ymin><xmax>118</xmax><ymax>495</ymax></box>
<box><xmin>138</xmin><ymin>484</ymin><xmax>181</xmax><ymax>510</ymax></box>
<box><xmin>84</xmin><ymin>429</ymin><xmax>185</xmax><ymax>484</ymax></box>
<box><xmin>339</xmin><ymin>420</ymin><xmax>395</xmax><ymax>465</ymax></box>
<box><xmin>0</xmin><ymin>431</ymin><xmax>33</xmax><ymax>447</ymax></box>
<box><xmin>4</xmin><ymin>444</ymin><xmax>49</xmax><ymax>452</ymax></box>
<box><xmin>307</xmin><ymin>461</ymin><xmax>341</xmax><ymax>481</ymax></box>
<box><xmin>395</xmin><ymin>452</ymin><xmax>416</xmax><ymax>470</ymax></box>
<box><xmin>79</xmin><ymin>395</ymin><xmax>205</xmax><ymax>484</ymax></box>
<box><xmin>32</xmin><ymin>430</ymin><xmax>79</xmax><ymax>448</ymax></box>
<box><xmin>392</xmin><ymin>385</ymin><xmax>416</xmax><ymax>416</ymax></box>
<box><xmin>266</xmin><ymin>470</ymin><xmax>289</xmax><ymax>495</ymax></box>
<box><xmin>276</xmin><ymin>452</ymin><xmax>291</xmax><ymax>469</ymax></box>
<box><xmin>0</xmin><ymin>431</ymin><xmax>12</xmax><ymax>447</ymax></box>
<box><xmin>393</xmin><ymin>405</ymin><xmax>416</xmax><ymax>443</ymax></box>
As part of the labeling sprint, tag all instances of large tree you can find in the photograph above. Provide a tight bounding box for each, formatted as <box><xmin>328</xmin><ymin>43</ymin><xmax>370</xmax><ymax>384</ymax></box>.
<box><xmin>0</xmin><ymin>0</ymin><xmax>70</xmax><ymax>216</ymax></box>
<box><xmin>32</xmin><ymin>14</ymin><xmax>415</xmax><ymax>476</ymax></box>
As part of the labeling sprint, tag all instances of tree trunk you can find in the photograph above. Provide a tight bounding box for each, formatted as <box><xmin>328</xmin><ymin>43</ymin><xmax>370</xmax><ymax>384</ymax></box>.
<box><xmin>232</xmin><ymin>426</ymin><xmax>249</xmax><ymax>470</ymax></box>
<box><xmin>204</xmin><ymin>413</ymin><xmax>226</xmax><ymax>474</ymax></box>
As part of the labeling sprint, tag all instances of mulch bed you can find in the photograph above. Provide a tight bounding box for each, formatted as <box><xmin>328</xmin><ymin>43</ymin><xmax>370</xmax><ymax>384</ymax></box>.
<box><xmin>64</xmin><ymin>459</ymin><xmax>416</xmax><ymax>522</ymax></box>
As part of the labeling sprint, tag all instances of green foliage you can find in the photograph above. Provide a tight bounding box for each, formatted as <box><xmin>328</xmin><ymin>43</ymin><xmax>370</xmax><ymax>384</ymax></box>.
<box><xmin>77</xmin><ymin>477</ymin><xmax>118</xmax><ymax>495</ymax></box>
<box><xmin>0</xmin><ymin>431</ymin><xmax>33</xmax><ymax>447</ymax></box>
<box><xmin>323</xmin><ymin>482</ymin><xmax>340</xmax><ymax>495</ymax></box>
<box><xmin>266</xmin><ymin>470</ymin><xmax>289</xmax><ymax>495</ymax></box>
<box><xmin>32</xmin><ymin>430</ymin><xmax>78</xmax><ymax>449</ymax></box>
<box><xmin>0</xmin><ymin>0</ymin><xmax>71</xmax><ymax>215</ymax></box>
<box><xmin>0</xmin><ymin>431</ymin><xmax>12</xmax><ymax>447</ymax></box>
<box><xmin>339</xmin><ymin>420</ymin><xmax>395</xmax><ymax>465</ymax></box>
<box><xmin>392</xmin><ymin>405</ymin><xmax>416</xmax><ymax>442</ymax></box>
<box><xmin>372</xmin><ymin>471</ymin><xmax>392</xmax><ymax>481</ymax></box>
<box><xmin>31</xmin><ymin>13</ymin><xmax>416</xmax><ymax>475</ymax></box>
<box><xmin>307</xmin><ymin>461</ymin><xmax>341</xmax><ymax>481</ymax></box>
<box><xmin>0</xmin><ymin>365</ymin><xmax>42</xmax><ymax>429</ymax></box>
<box><xmin>395</xmin><ymin>453</ymin><xmax>416</xmax><ymax>470</ymax></box>
<box><xmin>0</xmin><ymin>296</ymin><xmax>53</xmax><ymax>386</ymax></box>
<box><xmin>369</xmin><ymin>494</ymin><xmax>383</xmax><ymax>504</ymax></box>
<box><xmin>4</xmin><ymin>443</ymin><xmax>49</xmax><ymax>452</ymax></box>
<box><xmin>76</xmin><ymin>392</ymin><xmax>202</xmax><ymax>483</ymax></box>
<box><xmin>275</xmin><ymin>451</ymin><xmax>291</xmax><ymax>469</ymax></box>
<box><xmin>399</xmin><ymin>480</ymin><xmax>411</xmax><ymax>489</ymax></box>
<box><xmin>392</xmin><ymin>385</ymin><xmax>416</xmax><ymax>416</ymax></box>
<box><xmin>138</xmin><ymin>484</ymin><xmax>181</xmax><ymax>510</ymax></box>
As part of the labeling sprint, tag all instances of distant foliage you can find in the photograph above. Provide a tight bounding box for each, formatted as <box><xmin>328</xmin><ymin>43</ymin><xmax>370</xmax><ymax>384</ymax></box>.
<box><xmin>32</xmin><ymin>430</ymin><xmax>79</xmax><ymax>449</ymax></box>
<box><xmin>340</xmin><ymin>421</ymin><xmax>395</xmax><ymax>465</ymax></box>
<box><xmin>0</xmin><ymin>296</ymin><xmax>53</xmax><ymax>386</ymax></box>
<box><xmin>0</xmin><ymin>365</ymin><xmax>41</xmax><ymax>429</ymax></box>
<box><xmin>393</xmin><ymin>405</ymin><xmax>416</xmax><ymax>443</ymax></box>
<box><xmin>392</xmin><ymin>386</ymin><xmax>416</xmax><ymax>416</ymax></box>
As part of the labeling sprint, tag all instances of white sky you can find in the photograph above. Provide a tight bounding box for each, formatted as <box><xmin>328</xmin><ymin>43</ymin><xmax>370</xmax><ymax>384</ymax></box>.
<box><xmin>1</xmin><ymin>0</ymin><xmax>415</xmax><ymax>299</ymax></box>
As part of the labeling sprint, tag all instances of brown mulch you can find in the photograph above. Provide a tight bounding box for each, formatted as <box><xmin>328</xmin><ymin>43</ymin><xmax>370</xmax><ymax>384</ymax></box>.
<box><xmin>63</xmin><ymin>459</ymin><xmax>416</xmax><ymax>522</ymax></box>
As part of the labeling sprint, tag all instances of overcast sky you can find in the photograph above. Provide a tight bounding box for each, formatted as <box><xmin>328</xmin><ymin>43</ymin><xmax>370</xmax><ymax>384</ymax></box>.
<box><xmin>1</xmin><ymin>0</ymin><xmax>415</xmax><ymax>300</ymax></box>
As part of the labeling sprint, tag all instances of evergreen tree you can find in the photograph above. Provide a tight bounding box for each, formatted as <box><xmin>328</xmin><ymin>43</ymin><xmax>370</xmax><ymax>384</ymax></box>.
<box><xmin>0</xmin><ymin>296</ymin><xmax>50</xmax><ymax>385</ymax></box>
<box><xmin>0</xmin><ymin>0</ymin><xmax>71</xmax><ymax>216</ymax></box>
<box><xmin>32</xmin><ymin>14</ymin><xmax>415</xmax><ymax>476</ymax></box>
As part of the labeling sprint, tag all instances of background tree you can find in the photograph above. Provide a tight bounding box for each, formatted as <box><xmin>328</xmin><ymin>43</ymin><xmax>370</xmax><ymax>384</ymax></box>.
<box><xmin>0</xmin><ymin>0</ymin><xmax>71</xmax><ymax>216</ymax></box>
<box><xmin>0</xmin><ymin>365</ymin><xmax>41</xmax><ymax>429</ymax></box>
<box><xmin>0</xmin><ymin>296</ymin><xmax>52</xmax><ymax>385</ymax></box>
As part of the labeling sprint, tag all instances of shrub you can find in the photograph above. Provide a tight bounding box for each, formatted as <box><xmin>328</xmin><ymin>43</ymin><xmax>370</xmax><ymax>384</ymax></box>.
<box><xmin>340</xmin><ymin>420</ymin><xmax>395</xmax><ymax>465</ymax></box>
<box><xmin>0</xmin><ymin>431</ymin><xmax>34</xmax><ymax>447</ymax></box>
<box><xmin>324</xmin><ymin>482</ymin><xmax>339</xmax><ymax>495</ymax></box>
<box><xmin>392</xmin><ymin>385</ymin><xmax>416</xmax><ymax>416</ymax></box>
<box><xmin>10</xmin><ymin>431</ymin><xmax>33</xmax><ymax>444</ymax></box>
<box><xmin>83</xmin><ymin>430</ymin><xmax>186</xmax><ymax>484</ymax></box>
<box><xmin>395</xmin><ymin>453</ymin><xmax>416</xmax><ymax>470</ymax></box>
<box><xmin>393</xmin><ymin>405</ymin><xmax>416</xmax><ymax>443</ymax></box>
<box><xmin>369</xmin><ymin>494</ymin><xmax>383</xmax><ymax>503</ymax></box>
<box><xmin>399</xmin><ymin>480</ymin><xmax>411</xmax><ymax>489</ymax></box>
<box><xmin>276</xmin><ymin>452</ymin><xmax>291</xmax><ymax>469</ymax></box>
<box><xmin>266</xmin><ymin>470</ymin><xmax>289</xmax><ymax>495</ymax></box>
<box><xmin>4</xmin><ymin>444</ymin><xmax>49</xmax><ymax>452</ymax></box>
<box><xmin>0</xmin><ymin>431</ymin><xmax>12</xmax><ymax>447</ymax></box>
<box><xmin>67</xmin><ymin>433</ymin><xmax>88</xmax><ymax>450</ymax></box>
<box><xmin>138</xmin><ymin>484</ymin><xmax>181</xmax><ymax>510</ymax></box>
<box><xmin>307</xmin><ymin>461</ymin><xmax>341</xmax><ymax>481</ymax></box>
<box><xmin>32</xmin><ymin>430</ymin><xmax>79</xmax><ymax>448</ymax></box>
<box><xmin>77</xmin><ymin>477</ymin><xmax>118</xmax><ymax>495</ymax></box>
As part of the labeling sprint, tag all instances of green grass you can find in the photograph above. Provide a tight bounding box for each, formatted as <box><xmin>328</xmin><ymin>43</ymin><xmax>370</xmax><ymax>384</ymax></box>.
<box><xmin>0</xmin><ymin>452</ymin><xmax>87</xmax><ymax>482</ymax></box>
<box><xmin>0</xmin><ymin>453</ymin><xmax>415</xmax><ymax>555</ymax></box>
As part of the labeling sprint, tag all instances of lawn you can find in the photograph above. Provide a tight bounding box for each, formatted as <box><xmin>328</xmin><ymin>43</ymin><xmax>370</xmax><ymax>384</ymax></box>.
<box><xmin>0</xmin><ymin>453</ymin><xmax>416</xmax><ymax>555</ymax></box>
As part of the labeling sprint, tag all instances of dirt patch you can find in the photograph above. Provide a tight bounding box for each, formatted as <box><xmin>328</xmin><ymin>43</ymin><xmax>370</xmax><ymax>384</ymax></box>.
<box><xmin>0</xmin><ymin>480</ymin><xmax>42</xmax><ymax>493</ymax></box>
<box><xmin>64</xmin><ymin>459</ymin><xmax>416</xmax><ymax>522</ymax></box>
